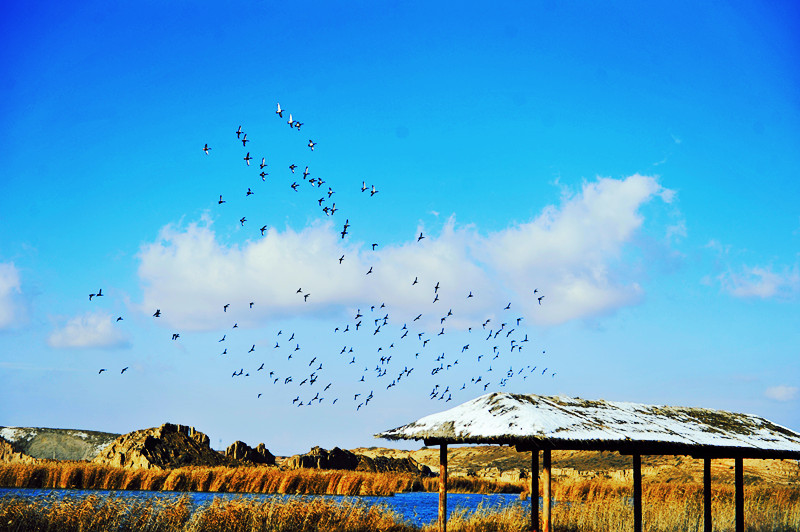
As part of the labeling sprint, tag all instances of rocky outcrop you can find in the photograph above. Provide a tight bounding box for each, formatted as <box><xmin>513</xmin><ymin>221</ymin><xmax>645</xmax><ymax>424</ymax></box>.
<box><xmin>92</xmin><ymin>423</ymin><xmax>232</xmax><ymax>470</ymax></box>
<box><xmin>287</xmin><ymin>446</ymin><xmax>432</xmax><ymax>476</ymax></box>
<box><xmin>0</xmin><ymin>436</ymin><xmax>40</xmax><ymax>465</ymax></box>
<box><xmin>225</xmin><ymin>440</ymin><xmax>275</xmax><ymax>465</ymax></box>
<box><xmin>288</xmin><ymin>446</ymin><xmax>360</xmax><ymax>470</ymax></box>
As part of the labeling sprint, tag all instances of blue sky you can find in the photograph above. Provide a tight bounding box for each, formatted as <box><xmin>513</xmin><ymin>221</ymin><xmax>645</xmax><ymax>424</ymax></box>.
<box><xmin>1</xmin><ymin>1</ymin><xmax>798</xmax><ymax>456</ymax></box>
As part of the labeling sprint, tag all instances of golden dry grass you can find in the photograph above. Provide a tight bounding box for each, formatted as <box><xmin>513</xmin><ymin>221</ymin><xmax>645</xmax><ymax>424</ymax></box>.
<box><xmin>0</xmin><ymin>462</ymin><xmax>520</xmax><ymax>496</ymax></box>
<box><xmin>2</xmin><ymin>466</ymin><xmax>798</xmax><ymax>531</ymax></box>
<box><xmin>0</xmin><ymin>495</ymin><xmax>416</xmax><ymax>532</ymax></box>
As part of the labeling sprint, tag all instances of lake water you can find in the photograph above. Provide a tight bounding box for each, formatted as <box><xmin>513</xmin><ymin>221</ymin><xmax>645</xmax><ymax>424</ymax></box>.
<box><xmin>0</xmin><ymin>488</ymin><xmax>533</xmax><ymax>527</ymax></box>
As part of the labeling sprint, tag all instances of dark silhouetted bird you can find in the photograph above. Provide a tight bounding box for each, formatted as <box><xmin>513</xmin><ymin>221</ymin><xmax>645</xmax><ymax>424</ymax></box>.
<box><xmin>203</xmin><ymin>143</ymin><xmax>210</xmax><ymax>154</ymax></box>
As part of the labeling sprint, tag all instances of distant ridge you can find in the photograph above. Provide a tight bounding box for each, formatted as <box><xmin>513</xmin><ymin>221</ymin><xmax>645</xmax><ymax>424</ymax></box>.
<box><xmin>0</xmin><ymin>426</ymin><xmax>120</xmax><ymax>461</ymax></box>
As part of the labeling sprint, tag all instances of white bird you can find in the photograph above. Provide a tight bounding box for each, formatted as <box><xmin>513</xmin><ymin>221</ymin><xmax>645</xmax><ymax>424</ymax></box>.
<box><xmin>287</xmin><ymin>114</ymin><xmax>294</xmax><ymax>127</ymax></box>
<box><xmin>308</xmin><ymin>139</ymin><xmax>316</xmax><ymax>151</ymax></box>
<box><xmin>276</xmin><ymin>103</ymin><xmax>283</xmax><ymax>118</ymax></box>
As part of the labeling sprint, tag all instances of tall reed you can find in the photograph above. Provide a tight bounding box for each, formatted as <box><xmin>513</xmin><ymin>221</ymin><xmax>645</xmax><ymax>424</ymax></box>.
<box><xmin>0</xmin><ymin>462</ymin><xmax>521</xmax><ymax>496</ymax></box>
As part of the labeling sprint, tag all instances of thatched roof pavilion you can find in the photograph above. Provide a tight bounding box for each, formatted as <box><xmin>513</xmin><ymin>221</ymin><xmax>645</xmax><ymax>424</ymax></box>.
<box><xmin>376</xmin><ymin>392</ymin><xmax>800</xmax><ymax>532</ymax></box>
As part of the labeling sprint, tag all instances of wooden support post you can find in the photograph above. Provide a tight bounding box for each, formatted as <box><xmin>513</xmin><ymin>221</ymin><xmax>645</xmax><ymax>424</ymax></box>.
<box><xmin>531</xmin><ymin>450</ymin><xmax>539</xmax><ymax>532</ymax></box>
<box><xmin>704</xmin><ymin>457</ymin><xmax>712</xmax><ymax>532</ymax></box>
<box><xmin>735</xmin><ymin>457</ymin><xmax>744</xmax><ymax>532</ymax></box>
<box><xmin>543</xmin><ymin>449</ymin><xmax>551</xmax><ymax>532</ymax></box>
<box><xmin>633</xmin><ymin>453</ymin><xmax>642</xmax><ymax>532</ymax></box>
<box><xmin>439</xmin><ymin>443</ymin><xmax>448</xmax><ymax>532</ymax></box>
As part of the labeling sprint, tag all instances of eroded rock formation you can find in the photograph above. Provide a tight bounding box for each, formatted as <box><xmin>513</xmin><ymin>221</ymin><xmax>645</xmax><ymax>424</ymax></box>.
<box><xmin>225</xmin><ymin>440</ymin><xmax>275</xmax><ymax>465</ymax></box>
<box><xmin>92</xmin><ymin>423</ymin><xmax>231</xmax><ymax>469</ymax></box>
<box><xmin>287</xmin><ymin>446</ymin><xmax>432</xmax><ymax>476</ymax></box>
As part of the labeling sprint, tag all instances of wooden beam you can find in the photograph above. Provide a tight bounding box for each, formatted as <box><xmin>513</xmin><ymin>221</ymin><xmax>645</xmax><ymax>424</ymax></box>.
<box><xmin>704</xmin><ymin>457</ymin><xmax>712</xmax><ymax>532</ymax></box>
<box><xmin>439</xmin><ymin>443</ymin><xmax>448</xmax><ymax>532</ymax></box>
<box><xmin>531</xmin><ymin>450</ymin><xmax>539</xmax><ymax>532</ymax></box>
<box><xmin>543</xmin><ymin>448</ymin><xmax>551</xmax><ymax>532</ymax></box>
<box><xmin>735</xmin><ymin>457</ymin><xmax>744</xmax><ymax>532</ymax></box>
<box><xmin>633</xmin><ymin>454</ymin><xmax>642</xmax><ymax>532</ymax></box>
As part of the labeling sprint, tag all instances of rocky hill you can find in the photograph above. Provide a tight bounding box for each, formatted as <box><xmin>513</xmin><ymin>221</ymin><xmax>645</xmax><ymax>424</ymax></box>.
<box><xmin>92</xmin><ymin>423</ymin><xmax>235</xmax><ymax>469</ymax></box>
<box><xmin>0</xmin><ymin>426</ymin><xmax>119</xmax><ymax>461</ymax></box>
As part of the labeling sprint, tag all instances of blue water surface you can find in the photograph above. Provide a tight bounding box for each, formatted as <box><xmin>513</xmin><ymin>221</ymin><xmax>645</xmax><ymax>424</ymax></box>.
<box><xmin>0</xmin><ymin>488</ymin><xmax>533</xmax><ymax>527</ymax></box>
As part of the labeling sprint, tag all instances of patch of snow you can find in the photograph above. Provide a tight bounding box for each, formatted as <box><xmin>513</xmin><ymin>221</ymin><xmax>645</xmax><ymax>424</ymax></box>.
<box><xmin>0</xmin><ymin>427</ymin><xmax>36</xmax><ymax>443</ymax></box>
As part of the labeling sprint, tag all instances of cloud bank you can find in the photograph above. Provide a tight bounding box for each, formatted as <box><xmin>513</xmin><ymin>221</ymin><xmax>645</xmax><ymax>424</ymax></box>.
<box><xmin>137</xmin><ymin>175</ymin><xmax>677</xmax><ymax>331</ymax></box>
<box><xmin>48</xmin><ymin>312</ymin><xmax>131</xmax><ymax>349</ymax></box>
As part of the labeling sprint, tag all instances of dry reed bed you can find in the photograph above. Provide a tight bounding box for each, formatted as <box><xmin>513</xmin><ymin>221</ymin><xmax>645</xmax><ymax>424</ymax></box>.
<box><xmin>2</xmin><ymin>489</ymin><xmax>799</xmax><ymax>532</ymax></box>
<box><xmin>0</xmin><ymin>495</ymin><xmax>415</xmax><ymax>532</ymax></box>
<box><xmin>0</xmin><ymin>462</ymin><xmax>521</xmax><ymax>496</ymax></box>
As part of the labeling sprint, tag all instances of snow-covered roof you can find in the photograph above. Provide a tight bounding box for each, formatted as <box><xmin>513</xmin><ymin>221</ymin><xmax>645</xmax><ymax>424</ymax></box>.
<box><xmin>376</xmin><ymin>393</ymin><xmax>800</xmax><ymax>459</ymax></box>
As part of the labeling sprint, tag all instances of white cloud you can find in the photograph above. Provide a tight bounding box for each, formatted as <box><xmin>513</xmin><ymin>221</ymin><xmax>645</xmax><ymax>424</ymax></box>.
<box><xmin>48</xmin><ymin>312</ymin><xmax>130</xmax><ymax>349</ymax></box>
<box><xmin>765</xmin><ymin>385</ymin><xmax>798</xmax><ymax>402</ymax></box>
<box><xmin>481</xmin><ymin>174</ymin><xmax>673</xmax><ymax>324</ymax></box>
<box><xmin>136</xmin><ymin>174</ymin><xmax>675</xmax><ymax>330</ymax></box>
<box><xmin>718</xmin><ymin>264</ymin><xmax>799</xmax><ymax>299</ymax></box>
<box><xmin>0</xmin><ymin>262</ymin><xmax>24</xmax><ymax>330</ymax></box>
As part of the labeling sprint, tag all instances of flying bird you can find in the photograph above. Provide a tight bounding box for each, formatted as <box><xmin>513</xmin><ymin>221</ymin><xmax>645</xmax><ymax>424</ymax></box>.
<box><xmin>218</xmin><ymin>195</ymin><xmax>225</xmax><ymax>204</ymax></box>
<box><xmin>308</xmin><ymin>139</ymin><xmax>316</xmax><ymax>151</ymax></box>
<box><xmin>417</xmin><ymin>232</ymin><xmax>424</xmax><ymax>242</ymax></box>
<box><xmin>203</xmin><ymin>143</ymin><xmax>210</xmax><ymax>154</ymax></box>
<box><xmin>276</xmin><ymin>103</ymin><xmax>283</xmax><ymax>117</ymax></box>
<box><xmin>236</xmin><ymin>125</ymin><xmax>243</xmax><ymax>138</ymax></box>
<box><xmin>153</xmin><ymin>309</ymin><xmax>161</xmax><ymax>317</ymax></box>
<box><xmin>260</xmin><ymin>157</ymin><xmax>267</xmax><ymax>169</ymax></box>
<box><xmin>241</xmin><ymin>133</ymin><xmax>249</xmax><ymax>147</ymax></box>
<box><xmin>121</xmin><ymin>367</ymin><xmax>128</xmax><ymax>374</ymax></box>
<box><xmin>244</xmin><ymin>152</ymin><xmax>252</xmax><ymax>165</ymax></box>
<box><xmin>98</xmin><ymin>369</ymin><xmax>106</xmax><ymax>374</ymax></box>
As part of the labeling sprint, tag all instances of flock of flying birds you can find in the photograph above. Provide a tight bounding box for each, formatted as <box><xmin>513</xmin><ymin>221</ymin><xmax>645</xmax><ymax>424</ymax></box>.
<box><xmin>91</xmin><ymin>103</ymin><xmax>555</xmax><ymax>410</ymax></box>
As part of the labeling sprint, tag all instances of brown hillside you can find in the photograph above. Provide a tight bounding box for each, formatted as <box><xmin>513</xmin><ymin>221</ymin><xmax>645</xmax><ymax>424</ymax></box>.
<box><xmin>353</xmin><ymin>445</ymin><xmax>800</xmax><ymax>485</ymax></box>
